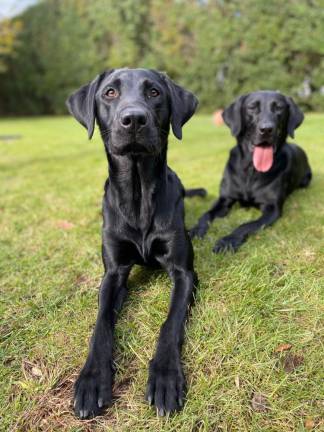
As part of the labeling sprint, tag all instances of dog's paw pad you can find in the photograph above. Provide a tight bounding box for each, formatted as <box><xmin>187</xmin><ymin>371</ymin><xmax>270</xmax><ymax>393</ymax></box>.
<box><xmin>189</xmin><ymin>224</ymin><xmax>208</xmax><ymax>239</ymax></box>
<box><xmin>213</xmin><ymin>236</ymin><xmax>242</xmax><ymax>253</ymax></box>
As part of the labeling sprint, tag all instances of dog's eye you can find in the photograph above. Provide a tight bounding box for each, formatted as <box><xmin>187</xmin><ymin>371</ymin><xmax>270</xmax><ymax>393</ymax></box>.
<box><xmin>247</xmin><ymin>104</ymin><xmax>257</xmax><ymax>111</ymax></box>
<box><xmin>149</xmin><ymin>88</ymin><xmax>160</xmax><ymax>98</ymax></box>
<box><xmin>105</xmin><ymin>88</ymin><xmax>118</xmax><ymax>99</ymax></box>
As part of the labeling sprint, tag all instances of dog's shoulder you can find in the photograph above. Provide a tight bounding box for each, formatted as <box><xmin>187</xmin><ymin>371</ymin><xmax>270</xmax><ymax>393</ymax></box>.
<box><xmin>280</xmin><ymin>142</ymin><xmax>301</xmax><ymax>164</ymax></box>
<box><xmin>166</xmin><ymin>166</ymin><xmax>184</xmax><ymax>194</ymax></box>
<box><xmin>227</xmin><ymin>144</ymin><xmax>241</xmax><ymax>163</ymax></box>
<box><xmin>282</xmin><ymin>142</ymin><xmax>310</xmax><ymax>171</ymax></box>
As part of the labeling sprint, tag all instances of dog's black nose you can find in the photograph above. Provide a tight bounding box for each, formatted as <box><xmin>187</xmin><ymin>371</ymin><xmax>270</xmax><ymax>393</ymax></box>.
<box><xmin>259</xmin><ymin>124</ymin><xmax>274</xmax><ymax>135</ymax></box>
<box><xmin>120</xmin><ymin>108</ymin><xmax>147</xmax><ymax>130</ymax></box>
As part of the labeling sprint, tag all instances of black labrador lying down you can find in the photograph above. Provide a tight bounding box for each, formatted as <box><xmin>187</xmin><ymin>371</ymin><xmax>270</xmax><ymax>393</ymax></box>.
<box><xmin>66</xmin><ymin>68</ymin><xmax>205</xmax><ymax>419</ymax></box>
<box><xmin>190</xmin><ymin>91</ymin><xmax>312</xmax><ymax>252</ymax></box>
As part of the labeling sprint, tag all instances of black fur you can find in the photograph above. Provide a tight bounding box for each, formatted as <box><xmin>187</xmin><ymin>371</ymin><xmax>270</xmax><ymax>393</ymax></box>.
<box><xmin>190</xmin><ymin>90</ymin><xmax>312</xmax><ymax>252</ymax></box>
<box><xmin>66</xmin><ymin>68</ymin><xmax>204</xmax><ymax>418</ymax></box>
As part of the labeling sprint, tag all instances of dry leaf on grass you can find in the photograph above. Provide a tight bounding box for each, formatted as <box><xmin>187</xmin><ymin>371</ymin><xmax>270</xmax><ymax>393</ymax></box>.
<box><xmin>281</xmin><ymin>353</ymin><xmax>304</xmax><ymax>373</ymax></box>
<box><xmin>55</xmin><ymin>220</ymin><xmax>75</xmax><ymax>230</ymax></box>
<box><xmin>275</xmin><ymin>343</ymin><xmax>292</xmax><ymax>353</ymax></box>
<box><xmin>22</xmin><ymin>359</ymin><xmax>45</xmax><ymax>381</ymax></box>
<box><xmin>75</xmin><ymin>274</ymin><xmax>91</xmax><ymax>286</ymax></box>
<box><xmin>304</xmin><ymin>418</ymin><xmax>315</xmax><ymax>429</ymax></box>
<box><xmin>251</xmin><ymin>392</ymin><xmax>270</xmax><ymax>413</ymax></box>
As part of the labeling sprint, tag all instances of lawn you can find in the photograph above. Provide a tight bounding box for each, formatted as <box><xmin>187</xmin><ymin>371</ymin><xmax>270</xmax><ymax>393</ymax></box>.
<box><xmin>0</xmin><ymin>114</ymin><xmax>323</xmax><ymax>432</ymax></box>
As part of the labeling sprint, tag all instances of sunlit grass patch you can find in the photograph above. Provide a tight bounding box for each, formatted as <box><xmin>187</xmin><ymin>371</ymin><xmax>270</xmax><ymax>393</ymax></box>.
<box><xmin>0</xmin><ymin>114</ymin><xmax>323</xmax><ymax>431</ymax></box>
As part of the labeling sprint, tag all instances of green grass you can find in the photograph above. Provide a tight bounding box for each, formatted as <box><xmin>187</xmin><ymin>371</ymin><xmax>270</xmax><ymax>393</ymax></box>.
<box><xmin>0</xmin><ymin>114</ymin><xmax>323</xmax><ymax>432</ymax></box>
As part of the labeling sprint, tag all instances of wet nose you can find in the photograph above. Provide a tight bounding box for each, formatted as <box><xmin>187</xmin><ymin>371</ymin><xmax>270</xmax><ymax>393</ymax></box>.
<box><xmin>259</xmin><ymin>123</ymin><xmax>274</xmax><ymax>135</ymax></box>
<box><xmin>120</xmin><ymin>108</ymin><xmax>147</xmax><ymax>131</ymax></box>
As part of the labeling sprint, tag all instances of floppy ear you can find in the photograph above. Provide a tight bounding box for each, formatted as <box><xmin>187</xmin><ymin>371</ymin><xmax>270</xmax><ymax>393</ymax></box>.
<box><xmin>285</xmin><ymin>96</ymin><xmax>304</xmax><ymax>138</ymax></box>
<box><xmin>66</xmin><ymin>71</ymin><xmax>112</xmax><ymax>139</ymax></box>
<box><xmin>222</xmin><ymin>95</ymin><xmax>246</xmax><ymax>137</ymax></box>
<box><xmin>222</xmin><ymin>95</ymin><xmax>247</xmax><ymax>137</ymax></box>
<box><xmin>163</xmin><ymin>75</ymin><xmax>198</xmax><ymax>140</ymax></box>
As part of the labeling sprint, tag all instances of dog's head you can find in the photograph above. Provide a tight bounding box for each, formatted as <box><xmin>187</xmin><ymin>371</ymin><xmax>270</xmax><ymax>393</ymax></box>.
<box><xmin>222</xmin><ymin>91</ymin><xmax>304</xmax><ymax>172</ymax></box>
<box><xmin>66</xmin><ymin>68</ymin><xmax>198</xmax><ymax>156</ymax></box>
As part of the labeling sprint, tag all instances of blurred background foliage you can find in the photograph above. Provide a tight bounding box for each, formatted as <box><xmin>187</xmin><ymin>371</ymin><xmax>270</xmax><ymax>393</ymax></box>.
<box><xmin>0</xmin><ymin>0</ymin><xmax>323</xmax><ymax>115</ymax></box>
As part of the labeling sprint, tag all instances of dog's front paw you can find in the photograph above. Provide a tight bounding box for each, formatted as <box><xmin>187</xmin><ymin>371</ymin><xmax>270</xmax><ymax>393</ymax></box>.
<box><xmin>145</xmin><ymin>355</ymin><xmax>186</xmax><ymax>416</ymax></box>
<box><xmin>213</xmin><ymin>235</ymin><xmax>243</xmax><ymax>253</ymax></box>
<box><xmin>74</xmin><ymin>362</ymin><xmax>113</xmax><ymax>419</ymax></box>
<box><xmin>189</xmin><ymin>221</ymin><xmax>209</xmax><ymax>239</ymax></box>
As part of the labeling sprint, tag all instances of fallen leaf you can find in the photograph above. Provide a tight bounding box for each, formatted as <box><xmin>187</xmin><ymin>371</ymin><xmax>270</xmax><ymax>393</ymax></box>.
<box><xmin>55</xmin><ymin>220</ymin><xmax>75</xmax><ymax>230</ymax></box>
<box><xmin>275</xmin><ymin>343</ymin><xmax>292</xmax><ymax>353</ymax></box>
<box><xmin>22</xmin><ymin>360</ymin><xmax>44</xmax><ymax>381</ymax></box>
<box><xmin>281</xmin><ymin>353</ymin><xmax>304</xmax><ymax>373</ymax></box>
<box><xmin>31</xmin><ymin>366</ymin><xmax>43</xmax><ymax>378</ymax></box>
<box><xmin>251</xmin><ymin>392</ymin><xmax>270</xmax><ymax>412</ymax></box>
<box><xmin>304</xmin><ymin>418</ymin><xmax>315</xmax><ymax>429</ymax></box>
<box><xmin>75</xmin><ymin>274</ymin><xmax>90</xmax><ymax>286</ymax></box>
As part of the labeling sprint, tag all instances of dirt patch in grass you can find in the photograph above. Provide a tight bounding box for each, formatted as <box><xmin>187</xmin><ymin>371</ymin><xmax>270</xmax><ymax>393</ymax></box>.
<box><xmin>14</xmin><ymin>371</ymin><xmax>133</xmax><ymax>432</ymax></box>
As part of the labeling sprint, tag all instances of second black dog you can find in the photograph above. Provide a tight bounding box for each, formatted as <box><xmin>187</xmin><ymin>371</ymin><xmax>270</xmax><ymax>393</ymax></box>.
<box><xmin>190</xmin><ymin>90</ymin><xmax>312</xmax><ymax>252</ymax></box>
<box><xmin>67</xmin><ymin>68</ymin><xmax>204</xmax><ymax>419</ymax></box>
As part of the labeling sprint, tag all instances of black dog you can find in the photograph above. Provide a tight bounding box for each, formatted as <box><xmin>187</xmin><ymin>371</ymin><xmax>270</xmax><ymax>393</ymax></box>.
<box><xmin>66</xmin><ymin>68</ymin><xmax>204</xmax><ymax>418</ymax></box>
<box><xmin>190</xmin><ymin>91</ymin><xmax>312</xmax><ymax>252</ymax></box>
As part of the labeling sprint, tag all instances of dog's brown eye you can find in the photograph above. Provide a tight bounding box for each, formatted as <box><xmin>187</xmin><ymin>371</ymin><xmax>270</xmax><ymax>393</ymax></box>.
<box><xmin>105</xmin><ymin>88</ymin><xmax>118</xmax><ymax>99</ymax></box>
<box><xmin>150</xmin><ymin>88</ymin><xmax>160</xmax><ymax>97</ymax></box>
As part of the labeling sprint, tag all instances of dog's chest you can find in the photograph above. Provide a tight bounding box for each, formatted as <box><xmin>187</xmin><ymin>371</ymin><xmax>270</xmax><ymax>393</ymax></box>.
<box><xmin>232</xmin><ymin>168</ymin><xmax>256</xmax><ymax>203</ymax></box>
<box><xmin>234</xmin><ymin>167</ymin><xmax>280</xmax><ymax>207</ymax></box>
<box><xmin>130</xmin><ymin>230</ymin><xmax>166</xmax><ymax>267</ymax></box>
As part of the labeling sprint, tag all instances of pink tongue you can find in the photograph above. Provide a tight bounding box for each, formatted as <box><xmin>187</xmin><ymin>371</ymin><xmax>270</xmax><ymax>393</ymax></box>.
<box><xmin>253</xmin><ymin>146</ymin><xmax>273</xmax><ymax>172</ymax></box>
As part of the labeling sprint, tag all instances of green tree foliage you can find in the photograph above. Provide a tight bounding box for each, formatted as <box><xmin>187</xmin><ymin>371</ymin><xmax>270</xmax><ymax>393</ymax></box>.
<box><xmin>0</xmin><ymin>0</ymin><xmax>323</xmax><ymax>114</ymax></box>
<box><xmin>0</xmin><ymin>0</ymin><xmax>106</xmax><ymax>114</ymax></box>
<box><xmin>0</xmin><ymin>18</ymin><xmax>22</xmax><ymax>73</ymax></box>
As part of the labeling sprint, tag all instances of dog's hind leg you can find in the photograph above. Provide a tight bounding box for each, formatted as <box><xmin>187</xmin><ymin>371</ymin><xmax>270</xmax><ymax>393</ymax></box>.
<box><xmin>189</xmin><ymin>196</ymin><xmax>236</xmax><ymax>239</ymax></box>
<box><xmin>299</xmin><ymin>170</ymin><xmax>312</xmax><ymax>188</ymax></box>
<box><xmin>184</xmin><ymin>188</ymin><xmax>207</xmax><ymax>198</ymax></box>
<box><xmin>213</xmin><ymin>203</ymin><xmax>281</xmax><ymax>253</ymax></box>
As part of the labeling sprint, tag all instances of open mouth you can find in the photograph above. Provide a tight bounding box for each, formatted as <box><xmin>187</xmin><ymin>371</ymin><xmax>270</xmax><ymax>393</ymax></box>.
<box><xmin>252</xmin><ymin>142</ymin><xmax>274</xmax><ymax>173</ymax></box>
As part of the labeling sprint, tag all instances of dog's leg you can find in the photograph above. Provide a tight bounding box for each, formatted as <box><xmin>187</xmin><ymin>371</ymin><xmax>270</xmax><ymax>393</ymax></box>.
<box><xmin>190</xmin><ymin>196</ymin><xmax>235</xmax><ymax>239</ymax></box>
<box><xmin>184</xmin><ymin>188</ymin><xmax>207</xmax><ymax>198</ymax></box>
<box><xmin>213</xmin><ymin>203</ymin><xmax>281</xmax><ymax>253</ymax></box>
<box><xmin>146</xmin><ymin>266</ymin><xmax>195</xmax><ymax>415</ymax></box>
<box><xmin>74</xmin><ymin>266</ymin><xmax>131</xmax><ymax>419</ymax></box>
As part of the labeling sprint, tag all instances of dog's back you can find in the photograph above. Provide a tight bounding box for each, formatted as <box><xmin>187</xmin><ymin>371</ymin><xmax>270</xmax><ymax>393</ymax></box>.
<box><xmin>284</xmin><ymin>143</ymin><xmax>312</xmax><ymax>191</ymax></box>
